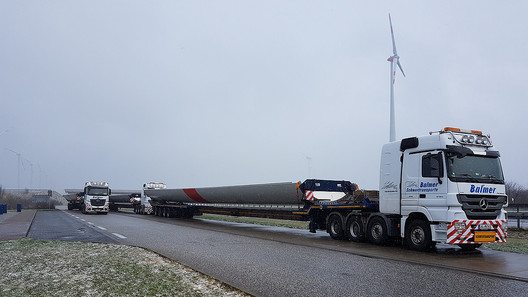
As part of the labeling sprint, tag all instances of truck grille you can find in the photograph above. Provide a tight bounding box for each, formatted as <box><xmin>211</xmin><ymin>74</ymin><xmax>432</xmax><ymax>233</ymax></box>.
<box><xmin>90</xmin><ymin>199</ymin><xmax>106</xmax><ymax>206</ymax></box>
<box><xmin>457</xmin><ymin>194</ymin><xmax>506</xmax><ymax>219</ymax></box>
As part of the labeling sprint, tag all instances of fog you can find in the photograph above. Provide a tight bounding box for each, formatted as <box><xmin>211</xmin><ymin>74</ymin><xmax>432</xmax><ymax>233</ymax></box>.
<box><xmin>1</xmin><ymin>1</ymin><xmax>526</xmax><ymax>193</ymax></box>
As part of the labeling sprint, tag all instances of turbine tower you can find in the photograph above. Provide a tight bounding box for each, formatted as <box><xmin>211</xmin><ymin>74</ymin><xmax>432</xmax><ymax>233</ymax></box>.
<box><xmin>387</xmin><ymin>14</ymin><xmax>405</xmax><ymax>142</ymax></box>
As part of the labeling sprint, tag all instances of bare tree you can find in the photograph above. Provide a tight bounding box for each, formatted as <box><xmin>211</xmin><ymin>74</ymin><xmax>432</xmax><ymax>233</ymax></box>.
<box><xmin>505</xmin><ymin>181</ymin><xmax>526</xmax><ymax>204</ymax></box>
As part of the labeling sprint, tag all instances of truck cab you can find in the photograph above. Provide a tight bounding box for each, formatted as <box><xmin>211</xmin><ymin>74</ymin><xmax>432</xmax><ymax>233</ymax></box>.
<box><xmin>81</xmin><ymin>181</ymin><xmax>111</xmax><ymax>214</ymax></box>
<box><xmin>137</xmin><ymin>182</ymin><xmax>166</xmax><ymax>215</ymax></box>
<box><xmin>380</xmin><ymin>127</ymin><xmax>507</xmax><ymax>250</ymax></box>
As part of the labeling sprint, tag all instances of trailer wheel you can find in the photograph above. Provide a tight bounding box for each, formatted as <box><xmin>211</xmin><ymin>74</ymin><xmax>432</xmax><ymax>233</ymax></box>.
<box><xmin>405</xmin><ymin>219</ymin><xmax>432</xmax><ymax>251</ymax></box>
<box><xmin>346</xmin><ymin>216</ymin><xmax>364</xmax><ymax>242</ymax></box>
<box><xmin>367</xmin><ymin>216</ymin><xmax>388</xmax><ymax>245</ymax></box>
<box><xmin>327</xmin><ymin>215</ymin><xmax>345</xmax><ymax>240</ymax></box>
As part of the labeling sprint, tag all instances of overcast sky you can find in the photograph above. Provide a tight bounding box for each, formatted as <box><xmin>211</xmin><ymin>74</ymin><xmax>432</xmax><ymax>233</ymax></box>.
<box><xmin>1</xmin><ymin>1</ymin><xmax>527</xmax><ymax>193</ymax></box>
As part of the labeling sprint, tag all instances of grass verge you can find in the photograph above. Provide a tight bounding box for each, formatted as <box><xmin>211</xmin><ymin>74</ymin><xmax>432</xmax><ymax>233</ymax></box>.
<box><xmin>482</xmin><ymin>228</ymin><xmax>528</xmax><ymax>254</ymax></box>
<box><xmin>0</xmin><ymin>239</ymin><xmax>249</xmax><ymax>297</ymax></box>
<box><xmin>199</xmin><ymin>213</ymin><xmax>309</xmax><ymax>229</ymax></box>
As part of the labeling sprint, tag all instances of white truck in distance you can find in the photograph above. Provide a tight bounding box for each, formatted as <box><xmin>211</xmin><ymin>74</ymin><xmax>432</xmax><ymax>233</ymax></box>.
<box><xmin>81</xmin><ymin>181</ymin><xmax>111</xmax><ymax>214</ymax></box>
<box><xmin>133</xmin><ymin>182</ymin><xmax>166</xmax><ymax>215</ymax></box>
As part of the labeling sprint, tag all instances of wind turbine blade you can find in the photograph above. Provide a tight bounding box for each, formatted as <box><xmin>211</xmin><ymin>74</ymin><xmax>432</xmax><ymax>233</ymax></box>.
<box><xmin>389</xmin><ymin>14</ymin><xmax>398</xmax><ymax>56</ymax></box>
<box><xmin>397</xmin><ymin>60</ymin><xmax>406</xmax><ymax>77</ymax></box>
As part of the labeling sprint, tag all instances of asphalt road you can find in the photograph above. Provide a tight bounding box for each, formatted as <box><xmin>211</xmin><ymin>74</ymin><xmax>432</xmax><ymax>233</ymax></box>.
<box><xmin>28</xmin><ymin>210</ymin><xmax>528</xmax><ymax>297</ymax></box>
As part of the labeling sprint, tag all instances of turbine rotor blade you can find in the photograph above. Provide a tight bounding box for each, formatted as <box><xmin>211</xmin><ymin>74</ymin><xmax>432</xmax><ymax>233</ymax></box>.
<box><xmin>389</xmin><ymin>14</ymin><xmax>398</xmax><ymax>56</ymax></box>
<box><xmin>397</xmin><ymin>60</ymin><xmax>406</xmax><ymax>77</ymax></box>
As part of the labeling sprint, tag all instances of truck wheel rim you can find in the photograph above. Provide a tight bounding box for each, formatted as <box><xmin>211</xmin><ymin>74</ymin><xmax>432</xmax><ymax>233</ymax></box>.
<box><xmin>371</xmin><ymin>224</ymin><xmax>382</xmax><ymax>239</ymax></box>
<box><xmin>351</xmin><ymin>222</ymin><xmax>360</xmax><ymax>237</ymax></box>
<box><xmin>331</xmin><ymin>221</ymin><xmax>340</xmax><ymax>234</ymax></box>
<box><xmin>411</xmin><ymin>227</ymin><xmax>425</xmax><ymax>245</ymax></box>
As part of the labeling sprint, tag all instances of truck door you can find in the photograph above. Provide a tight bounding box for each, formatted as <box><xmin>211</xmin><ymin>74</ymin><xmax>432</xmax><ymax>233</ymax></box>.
<box><xmin>418</xmin><ymin>151</ymin><xmax>448</xmax><ymax>221</ymax></box>
<box><xmin>401</xmin><ymin>152</ymin><xmax>420</xmax><ymax>216</ymax></box>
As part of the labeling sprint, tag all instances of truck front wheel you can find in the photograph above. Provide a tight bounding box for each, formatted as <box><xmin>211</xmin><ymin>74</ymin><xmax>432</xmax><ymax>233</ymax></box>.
<box><xmin>367</xmin><ymin>217</ymin><xmax>388</xmax><ymax>245</ymax></box>
<box><xmin>327</xmin><ymin>215</ymin><xmax>345</xmax><ymax>240</ymax></box>
<box><xmin>405</xmin><ymin>219</ymin><xmax>432</xmax><ymax>251</ymax></box>
<box><xmin>346</xmin><ymin>216</ymin><xmax>364</xmax><ymax>242</ymax></box>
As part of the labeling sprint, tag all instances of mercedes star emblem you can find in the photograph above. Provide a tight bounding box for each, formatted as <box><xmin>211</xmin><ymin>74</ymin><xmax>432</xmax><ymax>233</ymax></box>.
<box><xmin>479</xmin><ymin>198</ymin><xmax>489</xmax><ymax>210</ymax></box>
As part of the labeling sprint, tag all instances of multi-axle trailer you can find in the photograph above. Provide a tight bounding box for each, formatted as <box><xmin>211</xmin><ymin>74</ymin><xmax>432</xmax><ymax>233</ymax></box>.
<box><xmin>141</xmin><ymin>128</ymin><xmax>508</xmax><ymax>251</ymax></box>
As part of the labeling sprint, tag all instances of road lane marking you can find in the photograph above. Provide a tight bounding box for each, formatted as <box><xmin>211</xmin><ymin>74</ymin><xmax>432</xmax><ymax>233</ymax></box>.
<box><xmin>112</xmin><ymin>233</ymin><xmax>127</xmax><ymax>239</ymax></box>
<box><xmin>80</xmin><ymin>219</ymin><xmax>86</xmax><ymax>222</ymax></box>
<box><xmin>97</xmin><ymin>226</ymin><xmax>107</xmax><ymax>230</ymax></box>
<box><xmin>87</xmin><ymin>222</ymin><xmax>94</xmax><ymax>225</ymax></box>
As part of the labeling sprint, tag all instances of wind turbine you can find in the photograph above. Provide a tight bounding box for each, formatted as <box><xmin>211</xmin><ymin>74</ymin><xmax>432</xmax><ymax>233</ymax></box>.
<box><xmin>387</xmin><ymin>13</ymin><xmax>405</xmax><ymax>142</ymax></box>
<box><xmin>6</xmin><ymin>148</ymin><xmax>21</xmax><ymax>190</ymax></box>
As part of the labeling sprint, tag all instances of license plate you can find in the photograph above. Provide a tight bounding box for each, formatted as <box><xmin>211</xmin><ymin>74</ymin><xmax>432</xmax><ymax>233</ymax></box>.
<box><xmin>474</xmin><ymin>231</ymin><xmax>496</xmax><ymax>242</ymax></box>
<box><xmin>478</xmin><ymin>223</ymin><xmax>492</xmax><ymax>230</ymax></box>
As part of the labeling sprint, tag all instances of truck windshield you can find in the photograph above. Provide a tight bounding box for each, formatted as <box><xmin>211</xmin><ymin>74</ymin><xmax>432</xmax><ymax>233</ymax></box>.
<box><xmin>87</xmin><ymin>187</ymin><xmax>109</xmax><ymax>196</ymax></box>
<box><xmin>445</xmin><ymin>153</ymin><xmax>504</xmax><ymax>184</ymax></box>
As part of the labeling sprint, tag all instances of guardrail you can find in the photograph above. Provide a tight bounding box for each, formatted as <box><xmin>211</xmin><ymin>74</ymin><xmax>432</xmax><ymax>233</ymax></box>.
<box><xmin>507</xmin><ymin>204</ymin><xmax>528</xmax><ymax>229</ymax></box>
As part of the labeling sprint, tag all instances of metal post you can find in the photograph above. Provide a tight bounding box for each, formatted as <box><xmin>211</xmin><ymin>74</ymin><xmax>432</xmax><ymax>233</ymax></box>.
<box><xmin>517</xmin><ymin>205</ymin><xmax>521</xmax><ymax>229</ymax></box>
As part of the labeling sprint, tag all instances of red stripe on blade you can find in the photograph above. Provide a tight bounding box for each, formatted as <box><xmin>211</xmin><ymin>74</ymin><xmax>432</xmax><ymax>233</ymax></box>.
<box><xmin>183</xmin><ymin>188</ymin><xmax>209</xmax><ymax>203</ymax></box>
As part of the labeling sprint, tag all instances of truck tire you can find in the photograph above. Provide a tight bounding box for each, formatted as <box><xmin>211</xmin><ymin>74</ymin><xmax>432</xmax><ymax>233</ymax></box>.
<box><xmin>346</xmin><ymin>216</ymin><xmax>364</xmax><ymax>242</ymax></box>
<box><xmin>327</xmin><ymin>214</ymin><xmax>345</xmax><ymax>240</ymax></box>
<box><xmin>367</xmin><ymin>216</ymin><xmax>388</xmax><ymax>245</ymax></box>
<box><xmin>405</xmin><ymin>219</ymin><xmax>432</xmax><ymax>251</ymax></box>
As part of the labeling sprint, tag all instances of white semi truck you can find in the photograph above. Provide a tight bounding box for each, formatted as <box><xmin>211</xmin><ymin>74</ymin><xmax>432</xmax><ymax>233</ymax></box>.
<box><xmin>80</xmin><ymin>181</ymin><xmax>111</xmax><ymax>214</ymax></box>
<box><xmin>143</xmin><ymin>127</ymin><xmax>508</xmax><ymax>251</ymax></box>
<box><xmin>133</xmin><ymin>182</ymin><xmax>166</xmax><ymax>215</ymax></box>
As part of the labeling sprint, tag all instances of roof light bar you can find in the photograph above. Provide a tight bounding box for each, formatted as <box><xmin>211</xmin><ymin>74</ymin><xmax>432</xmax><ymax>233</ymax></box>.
<box><xmin>443</xmin><ymin>127</ymin><xmax>482</xmax><ymax>135</ymax></box>
<box><xmin>145</xmin><ymin>182</ymin><xmax>166</xmax><ymax>190</ymax></box>
<box><xmin>442</xmin><ymin>127</ymin><xmax>491</xmax><ymax>147</ymax></box>
<box><xmin>85</xmin><ymin>181</ymin><xmax>109</xmax><ymax>187</ymax></box>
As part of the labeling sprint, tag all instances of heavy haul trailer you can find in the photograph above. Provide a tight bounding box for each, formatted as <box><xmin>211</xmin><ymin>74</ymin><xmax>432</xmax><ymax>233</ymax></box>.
<box><xmin>145</xmin><ymin>182</ymin><xmax>307</xmax><ymax>220</ymax></box>
<box><xmin>109</xmin><ymin>193</ymin><xmax>141</xmax><ymax>212</ymax></box>
<box><xmin>144</xmin><ymin>127</ymin><xmax>509</xmax><ymax>251</ymax></box>
<box><xmin>64</xmin><ymin>192</ymin><xmax>84</xmax><ymax>210</ymax></box>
